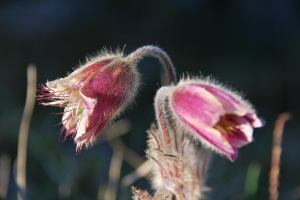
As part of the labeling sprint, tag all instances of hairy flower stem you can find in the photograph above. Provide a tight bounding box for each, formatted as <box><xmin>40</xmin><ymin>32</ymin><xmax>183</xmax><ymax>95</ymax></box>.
<box><xmin>127</xmin><ymin>45</ymin><xmax>177</xmax><ymax>84</ymax></box>
<box><xmin>131</xmin><ymin>88</ymin><xmax>213</xmax><ymax>200</ymax></box>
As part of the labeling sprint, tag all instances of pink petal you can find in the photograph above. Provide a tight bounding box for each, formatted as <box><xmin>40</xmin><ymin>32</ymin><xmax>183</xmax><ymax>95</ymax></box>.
<box><xmin>226</xmin><ymin>114</ymin><xmax>254</xmax><ymax>143</ymax></box>
<box><xmin>226</xmin><ymin>131</ymin><xmax>252</xmax><ymax>149</ymax></box>
<box><xmin>225</xmin><ymin>124</ymin><xmax>253</xmax><ymax>148</ymax></box>
<box><xmin>80</xmin><ymin>91</ymin><xmax>97</xmax><ymax>113</ymax></box>
<box><xmin>73</xmin><ymin>62</ymin><xmax>137</xmax><ymax>150</ymax></box>
<box><xmin>81</xmin><ymin>63</ymin><xmax>131</xmax><ymax>99</ymax></box>
<box><xmin>74</xmin><ymin>93</ymin><xmax>122</xmax><ymax>151</ymax></box>
<box><xmin>75</xmin><ymin>119</ymin><xmax>107</xmax><ymax>152</ymax></box>
<box><xmin>196</xmin><ymin>83</ymin><xmax>250</xmax><ymax>116</ymax></box>
<box><xmin>172</xmin><ymin>85</ymin><xmax>225</xmax><ymax>126</ymax></box>
<box><xmin>86</xmin><ymin>96</ymin><xmax>118</xmax><ymax>132</ymax></box>
<box><xmin>178</xmin><ymin>115</ymin><xmax>237</xmax><ymax>160</ymax></box>
<box><xmin>68</xmin><ymin>58</ymin><xmax>114</xmax><ymax>86</ymax></box>
<box><xmin>171</xmin><ymin>85</ymin><xmax>238</xmax><ymax>160</ymax></box>
<box><xmin>244</xmin><ymin>113</ymin><xmax>263</xmax><ymax>128</ymax></box>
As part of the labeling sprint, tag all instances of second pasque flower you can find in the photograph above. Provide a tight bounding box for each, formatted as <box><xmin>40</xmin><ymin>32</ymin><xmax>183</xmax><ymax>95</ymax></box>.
<box><xmin>155</xmin><ymin>79</ymin><xmax>262</xmax><ymax>161</ymax></box>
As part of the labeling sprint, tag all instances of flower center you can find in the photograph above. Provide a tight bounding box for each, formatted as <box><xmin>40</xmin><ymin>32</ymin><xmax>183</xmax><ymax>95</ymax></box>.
<box><xmin>214</xmin><ymin>114</ymin><xmax>237</xmax><ymax>136</ymax></box>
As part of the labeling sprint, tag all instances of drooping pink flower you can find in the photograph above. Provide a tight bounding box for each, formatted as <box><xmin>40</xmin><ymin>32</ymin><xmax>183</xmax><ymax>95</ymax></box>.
<box><xmin>155</xmin><ymin>79</ymin><xmax>262</xmax><ymax>161</ymax></box>
<box><xmin>39</xmin><ymin>51</ymin><xmax>140</xmax><ymax>151</ymax></box>
<box><xmin>39</xmin><ymin>46</ymin><xmax>177</xmax><ymax>152</ymax></box>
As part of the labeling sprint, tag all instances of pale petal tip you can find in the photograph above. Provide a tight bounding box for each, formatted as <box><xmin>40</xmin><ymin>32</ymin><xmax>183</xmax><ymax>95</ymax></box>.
<box><xmin>228</xmin><ymin>150</ymin><xmax>238</xmax><ymax>161</ymax></box>
<box><xmin>253</xmin><ymin>117</ymin><xmax>263</xmax><ymax>128</ymax></box>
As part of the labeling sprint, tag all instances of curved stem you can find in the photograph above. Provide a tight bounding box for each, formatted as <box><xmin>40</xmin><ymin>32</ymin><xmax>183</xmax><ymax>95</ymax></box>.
<box><xmin>127</xmin><ymin>45</ymin><xmax>177</xmax><ymax>84</ymax></box>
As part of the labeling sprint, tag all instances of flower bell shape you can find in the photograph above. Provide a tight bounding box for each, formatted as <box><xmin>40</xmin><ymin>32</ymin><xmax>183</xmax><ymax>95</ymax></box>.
<box><xmin>39</xmin><ymin>51</ymin><xmax>139</xmax><ymax>151</ymax></box>
<box><xmin>155</xmin><ymin>79</ymin><xmax>262</xmax><ymax>161</ymax></box>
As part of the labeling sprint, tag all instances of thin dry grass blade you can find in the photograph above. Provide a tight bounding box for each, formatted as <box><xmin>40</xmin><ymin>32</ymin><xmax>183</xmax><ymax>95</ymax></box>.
<box><xmin>103</xmin><ymin>142</ymin><xmax>124</xmax><ymax>200</ymax></box>
<box><xmin>16</xmin><ymin>64</ymin><xmax>37</xmax><ymax>200</ymax></box>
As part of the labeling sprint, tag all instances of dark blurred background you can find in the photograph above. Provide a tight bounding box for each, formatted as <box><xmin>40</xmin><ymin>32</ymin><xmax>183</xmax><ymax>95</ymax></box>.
<box><xmin>0</xmin><ymin>0</ymin><xmax>299</xmax><ymax>199</ymax></box>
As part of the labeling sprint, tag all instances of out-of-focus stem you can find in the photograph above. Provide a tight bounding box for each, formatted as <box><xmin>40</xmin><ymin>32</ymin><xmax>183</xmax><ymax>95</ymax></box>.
<box><xmin>16</xmin><ymin>64</ymin><xmax>37</xmax><ymax>200</ymax></box>
<box><xmin>269</xmin><ymin>113</ymin><xmax>291</xmax><ymax>200</ymax></box>
<box><xmin>109</xmin><ymin>139</ymin><xmax>144</xmax><ymax>168</ymax></box>
<box><xmin>127</xmin><ymin>45</ymin><xmax>177</xmax><ymax>84</ymax></box>
<box><xmin>121</xmin><ymin>160</ymin><xmax>152</xmax><ymax>187</ymax></box>
<box><xmin>104</xmin><ymin>140</ymin><xmax>124</xmax><ymax>200</ymax></box>
<box><xmin>0</xmin><ymin>154</ymin><xmax>11</xmax><ymax>199</ymax></box>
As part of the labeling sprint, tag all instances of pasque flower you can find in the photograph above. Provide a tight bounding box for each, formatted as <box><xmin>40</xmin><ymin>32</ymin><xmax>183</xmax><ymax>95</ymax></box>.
<box><xmin>39</xmin><ymin>46</ymin><xmax>176</xmax><ymax>151</ymax></box>
<box><xmin>39</xmin><ymin>52</ymin><xmax>139</xmax><ymax>151</ymax></box>
<box><xmin>154</xmin><ymin>79</ymin><xmax>262</xmax><ymax>161</ymax></box>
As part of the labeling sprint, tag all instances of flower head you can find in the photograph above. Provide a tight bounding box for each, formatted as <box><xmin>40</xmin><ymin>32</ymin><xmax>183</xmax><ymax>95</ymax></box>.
<box><xmin>39</xmin><ymin>51</ymin><xmax>139</xmax><ymax>151</ymax></box>
<box><xmin>155</xmin><ymin>79</ymin><xmax>262</xmax><ymax>161</ymax></box>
